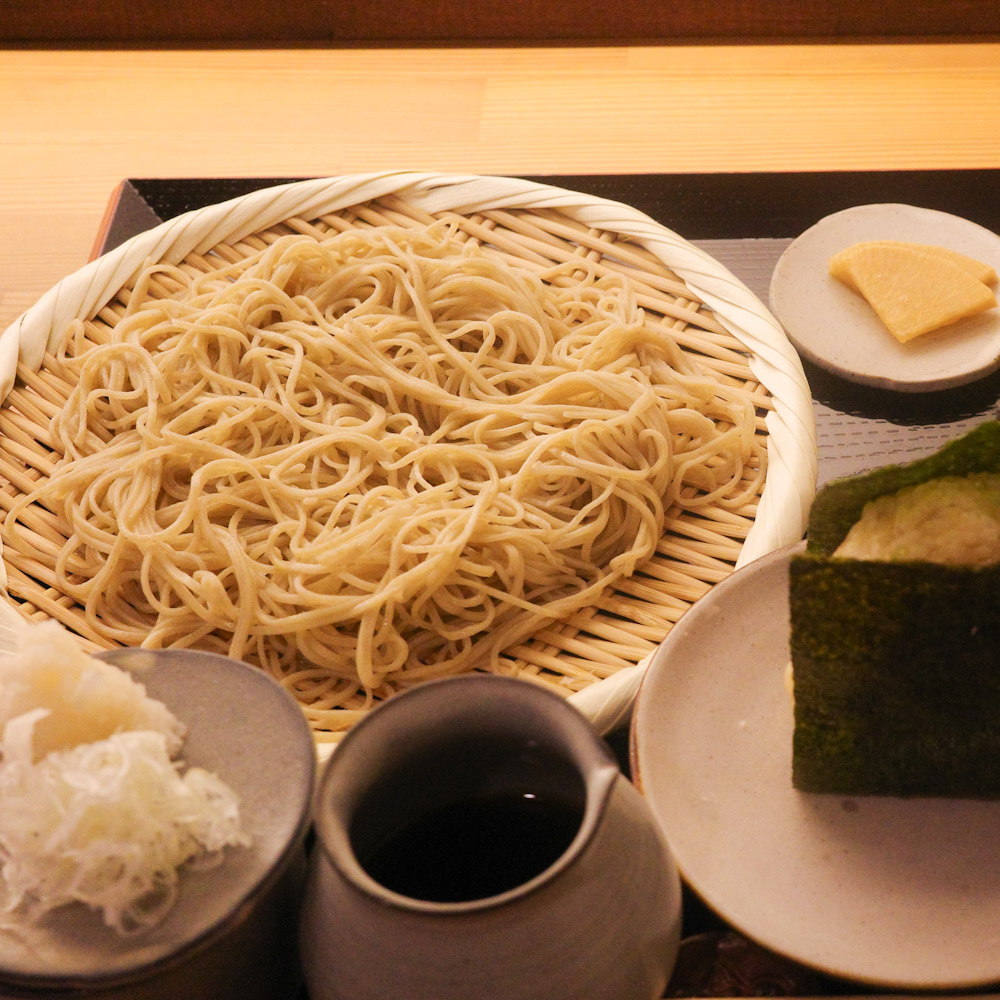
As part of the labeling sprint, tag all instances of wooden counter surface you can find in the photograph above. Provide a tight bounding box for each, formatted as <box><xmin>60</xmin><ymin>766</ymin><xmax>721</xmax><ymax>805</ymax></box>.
<box><xmin>2</xmin><ymin>43</ymin><xmax>1000</xmax><ymax>328</ymax></box>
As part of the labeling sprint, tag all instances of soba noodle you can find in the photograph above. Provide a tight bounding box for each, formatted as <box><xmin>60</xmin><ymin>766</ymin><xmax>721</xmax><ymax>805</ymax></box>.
<box><xmin>6</xmin><ymin>222</ymin><xmax>762</xmax><ymax>735</ymax></box>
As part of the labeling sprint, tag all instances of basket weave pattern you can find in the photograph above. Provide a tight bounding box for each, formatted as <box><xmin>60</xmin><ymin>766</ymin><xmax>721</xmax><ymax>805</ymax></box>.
<box><xmin>0</xmin><ymin>174</ymin><xmax>815</xmax><ymax>738</ymax></box>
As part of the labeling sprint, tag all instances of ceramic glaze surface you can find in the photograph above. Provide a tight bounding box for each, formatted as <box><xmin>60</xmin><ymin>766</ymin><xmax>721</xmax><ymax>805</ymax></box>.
<box><xmin>770</xmin><ymin>203</ymin><xmax>1000</xmax><ymax>391</ymax></box>
<box><xmin>632</xmin><ymin>543</ymin><xmax>1000</xmax><ymax>990</ymax></box>
<box><xmin>0</xmin><ymin>648</ymin><xmax>316</xmax><ymax>1000</ymax></box>
<box><xmin>300</xmin><ymin>675</ymin><xmax>681</xmax><ymax>1000</ymax></box>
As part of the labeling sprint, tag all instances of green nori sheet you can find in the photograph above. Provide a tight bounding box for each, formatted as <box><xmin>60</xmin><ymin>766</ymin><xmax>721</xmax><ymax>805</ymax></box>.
<box><xmin>805</xmin><ymin>419</ymin><xmax>1000</xmax><ymax>556</ymax></box>
<box><xmin>791</xmin><ymin>419</ymin><xmax>1000</xmax><ymax>797</ymax></box>
<box><xmin>790</xmin><ymin>557</ymin><xmax>1000</xmax><ymax>796</ymax></box>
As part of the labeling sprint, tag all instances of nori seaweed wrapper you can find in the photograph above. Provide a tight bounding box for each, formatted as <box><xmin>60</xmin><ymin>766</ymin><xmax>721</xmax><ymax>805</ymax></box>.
<box><xmin>804</xmin><ymin>419</ymin><xmax>1000</xmax><ymax>556</ymax></box>
<box><xmin>791</xmin><ymin>419</ymin><xmax>1000</xmax><ymax>797</ymax></box>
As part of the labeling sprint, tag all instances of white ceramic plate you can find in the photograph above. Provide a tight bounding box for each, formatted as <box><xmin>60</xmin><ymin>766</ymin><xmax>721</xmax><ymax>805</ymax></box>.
<box><xmin>769</xmin><ymin>203</ymin><xmax>1000</xmax><ymax>391</ymax></box>
<box><xmin>631</xmin><ymin>542</ymin><xmax>1000</xmax><ymax>990</ymax></box>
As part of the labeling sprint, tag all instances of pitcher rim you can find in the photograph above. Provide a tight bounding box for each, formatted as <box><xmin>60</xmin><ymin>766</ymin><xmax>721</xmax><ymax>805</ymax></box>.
<box><xmin>312</xmin><ymin>674</ymin><xmax>621</xmax><ymax>916</ymax></box>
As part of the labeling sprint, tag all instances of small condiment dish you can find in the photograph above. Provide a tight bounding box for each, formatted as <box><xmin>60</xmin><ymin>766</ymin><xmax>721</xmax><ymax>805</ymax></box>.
<box><xmin>0</xmin><ymin>648</ymin><xmax>315</xmax><ymax>1000</ymax></box>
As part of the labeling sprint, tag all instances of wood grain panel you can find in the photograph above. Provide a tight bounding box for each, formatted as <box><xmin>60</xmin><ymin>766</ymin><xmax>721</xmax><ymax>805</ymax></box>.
<box><xmin>3</xmin><ymin>43</ymin><xmax>1000</xmax><ymax>330</ymax></box>
<box><xmin>2</xmin><ymin>0</ymin><xmax>1000</xmax><ymax>46</ymax></box>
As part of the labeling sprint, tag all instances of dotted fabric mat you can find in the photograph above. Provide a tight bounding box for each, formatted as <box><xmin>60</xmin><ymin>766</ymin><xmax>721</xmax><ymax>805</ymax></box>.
<box><xmin>699</xmin><ymin>237</ymin><xmax>1000</xmax><ymax>487</ymax></box>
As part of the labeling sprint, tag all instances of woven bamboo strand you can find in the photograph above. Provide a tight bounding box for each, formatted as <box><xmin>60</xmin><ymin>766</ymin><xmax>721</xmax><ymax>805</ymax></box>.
<box><xmin>0</xmin><ymin>174</ymin><xmax>816</xmax><ymax>734</ymax></box>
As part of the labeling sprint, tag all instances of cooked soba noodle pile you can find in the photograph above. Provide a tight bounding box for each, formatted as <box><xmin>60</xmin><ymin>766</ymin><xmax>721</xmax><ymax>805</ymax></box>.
<box><xmin>8</xmin><ymin>222</ymin><xmax>762</xmax><ymax>735</ymax></box>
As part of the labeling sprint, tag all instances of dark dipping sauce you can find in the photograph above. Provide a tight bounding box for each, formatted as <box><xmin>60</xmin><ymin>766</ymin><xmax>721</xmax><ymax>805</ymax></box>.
<box><xmin>349</xmin><ymin>738</ymin><xmax>588</xmax><ymax>904</ymax></box>
<box><xmin>359</xmin><ymin>789</ymin><xmax>583</xmax><ymax>903</ymax></box>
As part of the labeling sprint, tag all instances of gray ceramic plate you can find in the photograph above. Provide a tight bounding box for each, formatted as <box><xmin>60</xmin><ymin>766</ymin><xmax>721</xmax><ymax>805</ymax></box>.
<box><xmin>632</xmin><ymin>543</ymin><xmax>1000</xmax><ymax>990</ymax></box>
<box><xmin>769</xmin><ymin>203</ymin><xmax>1000</xmax><ymax>391</ymax></box>
<box><xmin>0</xmin><ymin>648</ymin><xmax>315</xmax><ymax>990</ymax></box>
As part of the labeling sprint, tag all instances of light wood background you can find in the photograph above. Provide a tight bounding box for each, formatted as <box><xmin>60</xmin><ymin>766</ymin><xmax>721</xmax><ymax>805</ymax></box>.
<box><xmin>2</xmin><ymin>42</ymin><xmax>1000</xmax><ymax>330</ymax></box>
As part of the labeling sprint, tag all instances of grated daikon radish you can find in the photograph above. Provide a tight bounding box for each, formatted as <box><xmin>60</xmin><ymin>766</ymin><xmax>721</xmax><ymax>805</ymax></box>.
<box><xmin>0</xmin><ymin>619</ymin><xmax>183</xmax><ymax>762</ymax></box>
<box><xmin>0</xmin><ymin>619</ymin><xmax>251</xmax><ymax>934</ymax></box>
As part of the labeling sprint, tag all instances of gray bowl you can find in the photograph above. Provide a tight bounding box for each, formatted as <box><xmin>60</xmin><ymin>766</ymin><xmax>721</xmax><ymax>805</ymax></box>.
<box><xmin>0</xmin><ymin>648</ymin><xmax>316</xmax><ymax>1000</ymax></box>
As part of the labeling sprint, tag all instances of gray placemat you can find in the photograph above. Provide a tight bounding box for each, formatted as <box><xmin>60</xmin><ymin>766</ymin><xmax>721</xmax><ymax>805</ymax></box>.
<box><xmin>697</xmin><ymin>238</ymin><xmax>1000</xmax><ymax>487</ymax></box>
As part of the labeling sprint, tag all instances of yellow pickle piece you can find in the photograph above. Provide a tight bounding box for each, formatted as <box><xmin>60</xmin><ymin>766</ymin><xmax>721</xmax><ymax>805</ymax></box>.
<box><xmin>829</xmin><ymin>242</ymin><xmax>998</xmax><ymax>343</ymax></box>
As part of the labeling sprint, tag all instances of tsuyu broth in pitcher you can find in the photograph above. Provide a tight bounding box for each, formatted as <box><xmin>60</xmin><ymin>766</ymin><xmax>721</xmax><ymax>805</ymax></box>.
<box><xmin>299</xmin><ymin>674</ymin><xmax>682</xmax><ymax>1000</ymax></box>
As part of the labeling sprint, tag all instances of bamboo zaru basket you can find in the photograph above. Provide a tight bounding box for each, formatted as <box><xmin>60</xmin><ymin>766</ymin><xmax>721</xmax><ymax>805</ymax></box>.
<box><xmin>0</xmin><ymin>173</ymin><xmax>817</xmax><ymax>747</ymax></box>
